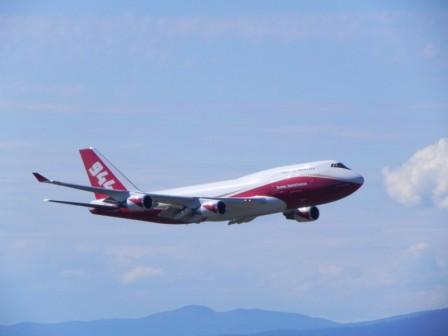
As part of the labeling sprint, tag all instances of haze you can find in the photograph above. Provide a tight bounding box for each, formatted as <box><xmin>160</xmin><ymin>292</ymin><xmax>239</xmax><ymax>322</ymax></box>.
<box><xmin>1</xmin><ymin>0</ymin><xmax>447</xmax><ymax>325</ymax></box>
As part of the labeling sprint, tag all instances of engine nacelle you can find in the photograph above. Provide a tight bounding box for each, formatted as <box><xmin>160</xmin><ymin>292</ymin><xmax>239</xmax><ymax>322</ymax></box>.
<box><xmin>196</xmin><ymin>200</ymin><xmax>226</xmax><ymax>218</ymax></box>
<box><xmin>126</xmin><ymin>194</ymin><xmax>153</xmax><ymax>211</ymax></box>
<box><xmin>284</xmin><ymin>206</ymin><xmax>319</xmax><ymax>222</ymax></box>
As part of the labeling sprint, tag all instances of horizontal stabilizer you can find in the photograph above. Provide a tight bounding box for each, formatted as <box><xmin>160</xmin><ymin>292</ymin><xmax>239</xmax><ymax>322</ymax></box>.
<box><xmin>33</xmin><ymin>172</ymin><xmax>49</xmax><ymax>182</ymax></box>
<box><xmin>44</xmin><ymin>199</ymin><xmax>119</xmax><ymax>210</ymax></box>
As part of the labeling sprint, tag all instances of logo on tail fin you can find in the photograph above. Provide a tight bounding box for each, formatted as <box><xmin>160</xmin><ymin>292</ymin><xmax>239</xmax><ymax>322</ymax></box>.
<box><xmin>88</xmin><ymin>161</ymin><xmax>116</xmax><ymax>189</ymax></box>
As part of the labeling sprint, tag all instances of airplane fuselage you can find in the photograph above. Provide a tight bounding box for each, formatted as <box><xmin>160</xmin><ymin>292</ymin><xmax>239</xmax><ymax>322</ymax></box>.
<box><xmin>34</xmin><ymin>149</ymin><xmax>363</xmax><ymax>225</ymax></box>
<box><xmin>90</xmin><ymin>160</ymin><xmax>364</xmax><ymax>224</ymax></box>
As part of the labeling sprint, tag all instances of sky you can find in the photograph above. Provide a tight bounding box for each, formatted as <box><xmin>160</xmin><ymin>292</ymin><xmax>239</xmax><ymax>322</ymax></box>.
<box><xmin>1</xmin><ymin>0</ymin><xmax>447</xmax><ymax>325</ymax></box>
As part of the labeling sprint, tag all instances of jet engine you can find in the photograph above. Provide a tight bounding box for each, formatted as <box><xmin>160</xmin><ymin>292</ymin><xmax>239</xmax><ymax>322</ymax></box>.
<box><xmin>175</xmin><ymin>199</ymin><xmax>227</xmax><ymax>221</ymax></box>
<box><xmin>196</xmin><ymin>200</ymin><xmax>226</xmax><ymax>217</ymax></box>
<box><xmin>126</xmin><ymin>194</ymin><xmax>153</xmax><ymax>211</ymax></box>
<box><xmin>284</xmin><ymin>206</ymin><xmax>319</xmax><ymax>222</ymax></box>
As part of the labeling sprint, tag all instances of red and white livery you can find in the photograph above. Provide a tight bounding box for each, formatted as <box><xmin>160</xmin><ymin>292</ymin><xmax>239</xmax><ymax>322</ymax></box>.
<box><xmin>33</xmin><ymin>148</ymin><xmax>364</xmax><ymax>225</ymax></box>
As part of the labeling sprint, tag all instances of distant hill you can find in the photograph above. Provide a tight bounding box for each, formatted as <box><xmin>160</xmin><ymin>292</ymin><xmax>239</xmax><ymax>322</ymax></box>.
<box><xmin>0</xmin><ymin>305</ymin><xmax>446</xmax><ymax>336</ymax></box>
<box><xmin>0</xmin><ymin>305</ymin><xmax>338</xmax><ymax>336</ymax></box>
<box><xmin>231</xmin><ymin>307</ymin><xmax>448</xmax><ymax>336</ymax></box>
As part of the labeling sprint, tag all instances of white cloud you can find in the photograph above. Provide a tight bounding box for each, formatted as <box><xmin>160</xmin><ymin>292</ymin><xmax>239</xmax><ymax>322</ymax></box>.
<box><xmin>10</xmin><ymin>238</ymin><xmax>46</xmax><ymax>250</ymax></box>
<box><xmin>0</xmin><ymin>141</ymin><xmax>36</xmax><ymax>152</ymax></box>
<box><xmin>0</xmin><ymin>12</ymin><xmax>423</xmax><ymax>60</ymax></box>
<box><xmin>105</xmin><ymin>245</ymin><xmax>184</xmax><ymax>266</ymax></box>
<box><xmin>256</xmin><ymin>124</ymin><xmax>397</xmax><ymax>140</ymax></box>
<box><xmin>407</xmin><ymin>242</ymin><xmax>429</xmax><ymax>257</ymax></box>
<box><xmin>106</xmin><ymin>245</ymin><xmax>163</xmax><ymax>260</ymax></box>
<box><xmin>383</xmin><ymin>138</ymin><xmax>448</xmax><ymax>208</ymax></box>
<box><xmin>119</xmin><ymin>266</ymin><xmax>163</xmax><ymax>285</ymax></box>
<box><xmin>318</xmin><ymin>264</ymin><xmax>343</xmax><ymax>276</ymax></box>
<box><xmin>423</xmin><ymin>42</ymin><xmax>439</xmax><ymax>59</ymax></box>
<box><xmin>61</xmin><ymin>269</ymin><xmax>86</xmax><ymax>278</ymax></box>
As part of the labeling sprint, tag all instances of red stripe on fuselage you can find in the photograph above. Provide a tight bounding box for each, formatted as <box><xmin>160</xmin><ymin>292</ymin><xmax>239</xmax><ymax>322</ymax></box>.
<box><xmin>90</xmin><ymin>176</ymin><xmax>361</xmax><ymax>224</ymax></box>
<box><xmin>231</xmin><ymin>175</ymin><xmax>361</xmax><ymax>209</ymax></box>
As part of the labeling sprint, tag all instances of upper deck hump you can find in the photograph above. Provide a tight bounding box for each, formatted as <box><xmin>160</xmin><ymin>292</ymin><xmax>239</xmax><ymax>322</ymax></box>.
<box><xmin>240</xmin><ymin>160</ymin><xmax>336</xmax><ymax>178</ymax></box>
<box><xmin>150</xmin><ymin>160</ymin><xmax>336</xmax><ymax>197</ymax></box>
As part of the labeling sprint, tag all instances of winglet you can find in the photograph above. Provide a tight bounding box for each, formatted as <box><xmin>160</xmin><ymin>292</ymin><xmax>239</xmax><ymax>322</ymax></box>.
<box><xmin>33</xmin><ymin>172</ymin><xmax>49</xmax><ymax>183</ymax></box>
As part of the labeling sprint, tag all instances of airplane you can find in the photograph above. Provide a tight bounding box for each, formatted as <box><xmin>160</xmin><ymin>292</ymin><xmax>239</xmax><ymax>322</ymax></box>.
<box><xmin>33</xmin><ymin>147</ymin><xmax>364</xmax><ymax>225</ymax></box>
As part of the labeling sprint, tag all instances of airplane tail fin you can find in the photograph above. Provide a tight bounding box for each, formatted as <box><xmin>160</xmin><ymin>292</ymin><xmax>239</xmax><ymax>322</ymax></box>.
<box><xmin>79</xmin><ymin>147</ymin><xmax>140</xmax><ymax>199</ymax></box>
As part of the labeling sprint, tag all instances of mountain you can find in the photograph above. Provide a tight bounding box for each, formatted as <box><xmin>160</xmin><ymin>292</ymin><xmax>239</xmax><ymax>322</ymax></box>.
<box><xmin>0</xmin><ymin>305</ymin><xmax>446</xmax><ymax>336</ymax></box>
<box><xmin>232</xmin><ymin>307</ymin><xmax>448</xmax><ymax>336</ymax></box>
<box><xmin>0</xmin><ymin>305</ymin><xmax>338</xmax><ymax>336</ymax></box>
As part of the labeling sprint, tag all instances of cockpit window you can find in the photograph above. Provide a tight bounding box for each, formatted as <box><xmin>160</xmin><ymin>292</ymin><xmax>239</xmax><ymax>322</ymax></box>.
<box><xmin>331</xmin><ymin>162</ymin><xmax>350</xmax><ymax>169</ymax></box>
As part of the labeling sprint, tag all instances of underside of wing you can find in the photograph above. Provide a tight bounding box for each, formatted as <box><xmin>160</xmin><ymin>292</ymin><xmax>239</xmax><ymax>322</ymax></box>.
<box><xmin>228</xmin><ymin>216</ymin><xmax>257</xmax><ymax>225</ymax></box>
<box><xmin>149</xmin><ymin>194</ymin><xmax>285</xmax><ymax>223</ymax></box>
<box><xmin>45</xmin><ymin>199</ymin><xmax>120</xmax><ymax>210</ymax></box>
<box><xmin>149</xmin><ymin>194</ymin><xmax>272</xmax><ymax>208</ymax></box>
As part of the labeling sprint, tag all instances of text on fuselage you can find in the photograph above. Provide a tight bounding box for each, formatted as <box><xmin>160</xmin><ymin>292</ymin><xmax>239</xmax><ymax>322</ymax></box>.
<box><xmin>276</xmin><ymin>182</ymin><xmax>308</xmax><ymax>190</ymax></box>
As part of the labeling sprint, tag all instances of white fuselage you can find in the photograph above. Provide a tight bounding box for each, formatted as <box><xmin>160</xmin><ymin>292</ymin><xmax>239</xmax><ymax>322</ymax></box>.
<box><xmin>155</xmin><ymin>160</ymin><xmax>362</xmax><ymax>198</ymax></box>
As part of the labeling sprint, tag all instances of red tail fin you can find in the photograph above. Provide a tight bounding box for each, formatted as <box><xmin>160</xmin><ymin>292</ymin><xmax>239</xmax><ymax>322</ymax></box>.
<box><xmin>79</xmin><ymin>147</ymin><xmax>139</xmax><ymax>199</ymax></box>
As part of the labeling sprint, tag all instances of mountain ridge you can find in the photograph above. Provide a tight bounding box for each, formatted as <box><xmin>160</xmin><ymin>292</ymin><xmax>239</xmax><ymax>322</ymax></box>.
<box><xmin>0</xmin><ymin>305</ymin><xmax>446</xmax><ymax>336</ymax></box>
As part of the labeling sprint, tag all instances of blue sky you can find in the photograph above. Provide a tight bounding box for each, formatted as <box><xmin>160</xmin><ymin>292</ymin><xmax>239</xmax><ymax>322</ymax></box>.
<box><xmin>1</xmin><ymin>0</ymin><xmax>447</xmax><ymax>324</ymax></box>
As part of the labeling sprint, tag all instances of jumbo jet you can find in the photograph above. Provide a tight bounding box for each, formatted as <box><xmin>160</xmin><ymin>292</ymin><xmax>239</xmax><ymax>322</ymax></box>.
<box><xmin>33</xmin><ymin>148</ymin><xmax>364</xmax><ymax>225</ymax></box>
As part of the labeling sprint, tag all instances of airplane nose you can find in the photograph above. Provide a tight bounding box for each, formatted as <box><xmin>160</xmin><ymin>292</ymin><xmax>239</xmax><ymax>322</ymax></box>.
<box><xmin>344</xmin><ymin>172</ymin><xmax>364</xmax><ymax>185</ymax></box>
<box><xmin>351</xmin><ymin>174</ymin><xmax>364</xmax><ymax>185</ymax></box>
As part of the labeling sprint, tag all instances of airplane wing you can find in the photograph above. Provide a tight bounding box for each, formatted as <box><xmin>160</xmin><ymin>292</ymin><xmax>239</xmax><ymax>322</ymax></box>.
<box><xmin>33</xmin><ymin>172</ymin><xmax>268</xmax><ymax>208</ymax></box>
<box><xmin>33</xmin><ymin>172</ymin><xmax>129</xmax><ymax>201</ymax></box>
<box><xmin>45</xmin><ymin>199</ymin><xmax>119</xmax><ymax>210</ymax></box>
<box><xmin>33</xmin><ymin>172</ymin><xmax>205</xmax><ymax>206</ymax></box>
<box><xmin>147</xmin><ymin>194</ymin><xmax>270</xmax><ymax>208</ymax></box>
<box><xmin>33</xmin><ymin>172</ymin><xmax>275</xmax><ymax>223</ymax></box>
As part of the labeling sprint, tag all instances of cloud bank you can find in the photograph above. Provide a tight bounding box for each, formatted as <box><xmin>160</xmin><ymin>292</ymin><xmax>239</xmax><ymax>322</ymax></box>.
<box><xmin>383</xmin><ymin>138</ymin><xmax>448</xmax><ymax>208</ymax></box>
<box><xmin>407</xmin><ymin>242</ymin><xmax>429</xmax><ymax>257</ymax></box>
<box><xmin>120</xmin><ymin>266</ymin><xmax>163</xmax><ymax>285</ymax></box>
